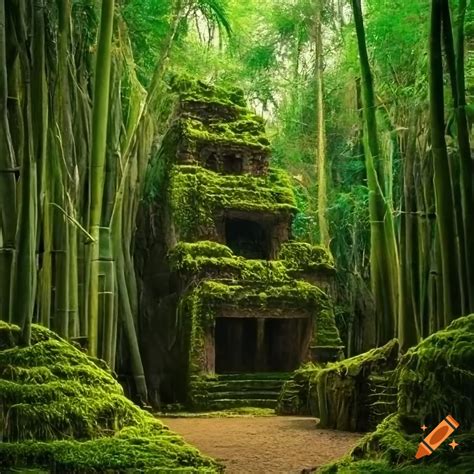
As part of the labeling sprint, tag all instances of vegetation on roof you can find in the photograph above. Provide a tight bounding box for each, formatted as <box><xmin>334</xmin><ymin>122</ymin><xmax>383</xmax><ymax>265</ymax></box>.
<box><xmin>170</xmin><ymin>165</ymin><xmax>297</xmax><ymax>240</ymax></box>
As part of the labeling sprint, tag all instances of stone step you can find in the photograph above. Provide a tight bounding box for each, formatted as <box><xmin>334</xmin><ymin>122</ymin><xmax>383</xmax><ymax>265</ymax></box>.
<box><xmin>190</xmin><ymin>372</ymin><xmax>290</xmax><ymax>410</ymax></box>
<box><xmin>206</xmin><ymin>398</ymin><xmax>277</xmax><ymax>410</ymax></box>
<box><xmin>215</xmin><ymin>372</ymin><xmax>291</xmax><ymax>381</ymax></box>
<box><xmin>203</xmin><ymin>379</ymin><xmax>285</xmax><ymax>392</ymax></box>
<box><xmin>205</xmin><ymin>390</ymin><xmax>282</xmax><ymax>400</ymax></box>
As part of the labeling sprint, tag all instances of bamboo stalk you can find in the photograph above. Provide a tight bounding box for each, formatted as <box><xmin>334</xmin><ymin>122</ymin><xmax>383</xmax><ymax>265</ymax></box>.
<box><xmin>352</xmin><ymin>0</ymin><xmax>399</xmax><ymax>345</ymax></box>
<box><xmin>9</xmin><ymin>0</ymin><xmax>40</xmax><ymax>345</ymax></box>
<box><xmin>429</xmin><ymin>0</ymin><xmax>461</xmax><ymax>322</ymax></box>
<box><xmin>314</xmin><ymin>0</ymin><xmax>330</xmax><ymax>247</ymax></box>
<box><xmin>0</xmin><ymin>0</ymin><xmax>17</xmax><ymax>320</ymax></box>
<box><xmin>87</xmin><ymin>0</ymin><xmax>115</xmax><ymax>356</ymax></box>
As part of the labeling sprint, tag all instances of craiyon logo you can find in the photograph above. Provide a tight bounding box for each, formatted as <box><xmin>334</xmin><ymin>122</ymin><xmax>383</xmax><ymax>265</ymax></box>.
<box><xmin>415</xmin><ymin>414</ymin><xmax>459</xmax><ymax>459</ymax></box>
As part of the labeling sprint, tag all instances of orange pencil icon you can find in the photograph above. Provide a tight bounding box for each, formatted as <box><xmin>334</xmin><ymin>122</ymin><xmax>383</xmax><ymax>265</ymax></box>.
<box><xmin>415</xmin><ymin>414</ymin><xmax>459</xmax><ymax>459</ymax></box>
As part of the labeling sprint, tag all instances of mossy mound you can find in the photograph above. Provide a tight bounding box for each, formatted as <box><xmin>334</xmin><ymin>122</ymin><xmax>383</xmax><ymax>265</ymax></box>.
<box><xmin>319</xmin><ymin>413</ymin><xmax>473</xmax><ymax>474</ymax></box>
<box><xmin>398</xmin><ymin>314</ymin><xmax>474</xmax><ymax>429</ymax></box>
<box><xmin>319</xmin><ymin>315</ymin><xmax>474</xmax><ymax>473</ymax></box>
<box><xmin>0</xmin><ymin>321</ymin><xmax>220</xmax><ymax>472</ymax></box>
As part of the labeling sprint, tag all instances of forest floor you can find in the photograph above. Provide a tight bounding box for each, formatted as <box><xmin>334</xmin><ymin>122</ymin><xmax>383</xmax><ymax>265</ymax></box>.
<box><xmin>163</xmin><ymin>415</ymin><xmax>362</xmax><ymax>473</ymax></box>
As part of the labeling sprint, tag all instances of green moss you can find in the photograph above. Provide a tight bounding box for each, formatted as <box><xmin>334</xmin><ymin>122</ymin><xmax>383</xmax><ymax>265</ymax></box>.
<box><xmin>169</xmin><ymin>241</ymin><xmax>336</xmax><ymax>284</ymax></box>
<box><xmin>169</xmin><ymin>241</ymin><xmax>234</xmax><ymax>260</ymax></box>
<box><xmin>170</xmin><ymin>165</ymin><xmax>297</xmax><ymax>240</ymax></box>
<box><xmin>319</xmin><ymin>316</ymin><xmax>474</xmax><ymax>473</ymax></box>
<box><xmin>0</xmin><ymin>436</ymin><xmax>218</xmax><ymax>473</ymax></box>
<box><xmin>169</xmin><ymin>243</ymin><xmax>290</xmax><ymax>282</ymax></box>
<box><xmin>276</xmin><ymin>363</ymin><xmax>321</xmax><ymax>416</ymax></box>
<box><xmin>180</xmin><ymin>279</ymin><xmax>341</xmax><ymax>392</ymax></box>
<box><xmin>397</xmin><ymin>314</ymin><xmax>474</xmax><ymax>429</ymax></box>
<box><xmin>315</xmin><ymin>339</ymin><xmax>398</xmax><ymax>431</ymax></box>
<box><xmin>181</xmin><ymin>114</ymin><xmax>270</xmax><ymax>150</ymax></box>
<box><xmin>279</xmin><ymin>242</ymin><xmax>335</xmax><ymax>272</ymax></box>
<box><xmin>160</xmin><ymin>407</ymin><xmax>275</xmax><ymax>418</ymax></box>
<box><xmin>319</xmin><ymin>414</ymin><xmax>473</xmax><ymax>474</ymax></box>
<box><xmin>192</xmin><ymin>279</ymin><xmax>328</xmax><ymax>314</ymax></box>
<box><xmin>171</xmin><ymin>76</ymin><xmax>247</xmax><ymax>109</ymax></box>
<box><xmin>0</xmin><ymin>323</ymin><xmax>220</xmax><ymax>472</ymax></box>
<box><xmin>319</xmin><ymin>338</ymin><xmax>399</xmax><ymax>379</ymax></box>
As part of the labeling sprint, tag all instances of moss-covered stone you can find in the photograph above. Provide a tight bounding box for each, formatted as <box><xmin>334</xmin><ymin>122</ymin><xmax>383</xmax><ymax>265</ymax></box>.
<box><xmin>188</xmin><ymin>373</ymin><xmax>289</xmax><ymax>411</ymax></box>
<box><xmin>181</xmin><ymin>115</ymin><xmax>270</xmax><ymax>151</ymax></box>
<box><xmin>171</xmin><ymin>76</ymin><xmax>247</xmax><ymax>109</ymax></box>
<box><xmin>276</xmin><ymin>363</ymin><xmax>319</xmax><ymax>416</ymax></box>
<box><xmin>277</xmin><ymin>340</ymin><xmax>398</xmax><ymax>430</ymax></box>
<box><xmin>169</xmin><ymin>165</ymin><xmax>296</xmax><ymax>240</ymax></box>
<box><xmin>278</xmin><ymin>242</ymin><xmax>335</xmax><ymax>272</ymax></box>
<box><xmin>169</xmin><ymin>241</ymin><xmax>335</xmax><ymax>282</ymax></box>
<box><xmin>314</xmin><ymin>339</ymin><xmax>399</xmax><ymax>432</ymax></box>
<box><xmin>397</xmin><ymin>314</ymin><xmax>474</xmax><ymax>429</ymax></box>
<box><xmin>318</xmin><ymin>315</ymin><xmax>474</xmax><ymax>473</ymax></box>
<box><xmin>0</xmin><ymin>322</ymin><xmax>220</xmax><ymax>472</ymax></box>
<box><xmin>319</xmin><ymin>413</ymin><xmax>473</xmax><ymax>474</ymax></box>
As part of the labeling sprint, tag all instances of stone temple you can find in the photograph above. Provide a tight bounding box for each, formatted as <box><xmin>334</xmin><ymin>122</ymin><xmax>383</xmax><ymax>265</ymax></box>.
<box><xmin>135</xmin><ymin>80</ymin><xmax>343</xmax><ymax>410</ymax></box>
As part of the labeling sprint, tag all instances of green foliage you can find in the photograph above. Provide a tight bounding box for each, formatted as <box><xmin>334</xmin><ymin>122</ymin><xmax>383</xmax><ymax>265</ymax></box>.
<box><xmin>122</xmin><ymin>0</ymin><xmax>173</xmax><ymax>84</ymax></box>
<box><xmin>0</xmin><ymin>322</ymin><xmax>219</xmax><ymax>472</ymax></box>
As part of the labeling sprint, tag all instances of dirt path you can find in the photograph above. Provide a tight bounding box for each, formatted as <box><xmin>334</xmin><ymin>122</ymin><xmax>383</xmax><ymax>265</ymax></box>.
<box><xmin>164</xmin><ymin>416</ymin><xmax>362</xmax><ymax>473</ymax></box>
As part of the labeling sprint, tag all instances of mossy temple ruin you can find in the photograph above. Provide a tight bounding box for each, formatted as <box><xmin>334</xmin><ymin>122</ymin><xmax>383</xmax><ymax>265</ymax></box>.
<box><xmin>136</xmin><ymin>81</ymin><xmax>343</xmax><ymax>410</ymax></box>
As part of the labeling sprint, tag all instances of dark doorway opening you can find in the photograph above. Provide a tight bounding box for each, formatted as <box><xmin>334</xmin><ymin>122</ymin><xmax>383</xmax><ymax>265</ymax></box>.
<box><xmin>206</xmin><ymin>154</ymin><xmax>219</xmax><ymax>172</ymax></box>
<box><xmin>215</xmin><ymin>318</ymin><xmax>256</xmax><ymax>373</ymax></box>
<box><xmin>222</xmin><ymin>154</ymin><xmax>243</xmax><ymax>174</ymax></box>
<box><xmin>265</xmin><ymin>318</ymin><xmax>310</xmax><ymax>371</ymax></box>
<box><xmin>225</xmin><ymin>218</ymin><xmax>269</xmax><ymax>259</ymax></box>
<box><xmin>215</xmin><ymin>316</ymin><xmax>311</xmax><ymax>373</ymax></box>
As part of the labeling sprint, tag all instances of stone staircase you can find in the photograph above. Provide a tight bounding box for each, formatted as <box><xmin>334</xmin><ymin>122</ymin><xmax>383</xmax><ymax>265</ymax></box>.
<box><xmin>189</xmin><ymin>372</ymin><xmax>290</xmax><ymax>410</ymax></box>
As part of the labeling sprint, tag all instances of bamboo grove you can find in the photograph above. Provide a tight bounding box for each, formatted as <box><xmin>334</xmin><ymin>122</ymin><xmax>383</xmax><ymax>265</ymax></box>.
<box><xmin>0</xmin><ymin>0</ymin><xmax>228</xmax><ymax>402</ymax></box>
<box><xmin>0</xmin><ymin>0</ymin><xmax>148</xmax><ymax>402</ymax></box>
<box><xmin>0</xmin><ymin>0</ymin><xmax>473</xmax><ymax>399</ymax></box>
